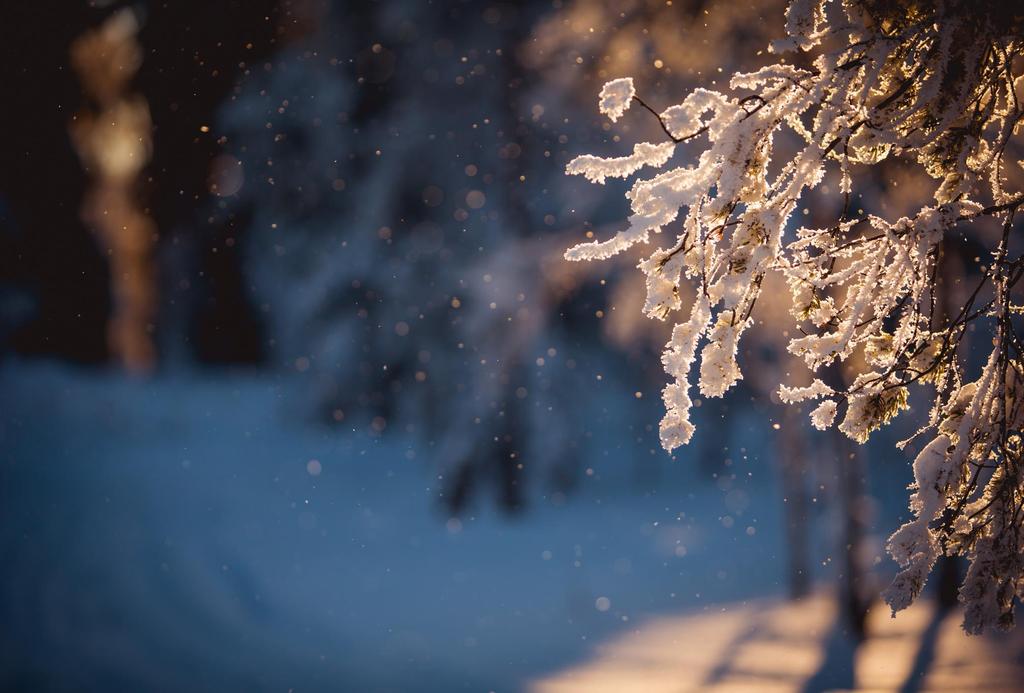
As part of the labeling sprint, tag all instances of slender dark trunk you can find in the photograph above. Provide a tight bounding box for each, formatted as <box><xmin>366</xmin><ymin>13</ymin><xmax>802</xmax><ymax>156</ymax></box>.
<box><xmin>836</xmin><ymin>432</ymin><xmax>869</xmax><ymax>640</ymax></box>
<box><xmin>779</xmin><ymin>405</ymin><xmax>811</xmax><ymax>599</ymax></box>
<box><xmin>822</xmin><ymin>357</ymin><xmax>871</xmax><ymax>641</ymax></box>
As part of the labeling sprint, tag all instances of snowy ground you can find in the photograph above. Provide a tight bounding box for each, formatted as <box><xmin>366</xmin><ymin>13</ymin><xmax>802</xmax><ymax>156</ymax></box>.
<box><xmin>533</xmin><ymin>591</ymin><xmax>1024</xmax><ymax>692</ymax></box>
<box><xmin>1</xmin><ymin>362</ymin><xmax>1019</xmax><ymax>691</ymax></box>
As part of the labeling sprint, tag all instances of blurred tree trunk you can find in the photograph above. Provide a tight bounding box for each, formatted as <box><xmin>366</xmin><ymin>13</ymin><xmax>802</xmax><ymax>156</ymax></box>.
<box><xmin>70</xmin><ymin>9</ymin><xmax>156</xmax><ymax>373</ymax></box>
<box><xmin>933</xmin><ymin>236</ymin><xmax>967</xmax><ymax>612</ymax></box>
<box><xmin>835</xmin><ymin>431</ymin><xmax>869</xmax><ymax>640</ymax></box>
<box><xmin>821</xmin><ymin>357</ymin><xmax>871</xmax><ymax>640</ymax></box>
<box><xmin>779</xmin><ymin>405</ymin><xmax>811</xmax><ymax>599</ymax></box>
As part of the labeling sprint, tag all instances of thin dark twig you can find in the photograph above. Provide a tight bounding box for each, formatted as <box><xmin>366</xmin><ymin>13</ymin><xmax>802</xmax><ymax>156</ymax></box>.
<box><xmin>632</xmin><ymin>94</ymin><xmax>686</xmax><ymax>143</ymax></box>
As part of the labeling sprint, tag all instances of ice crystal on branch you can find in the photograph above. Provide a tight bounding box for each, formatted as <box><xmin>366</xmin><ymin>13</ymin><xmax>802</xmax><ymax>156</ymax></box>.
<box><xmin>563</xmin><ymin>0</ymin><xmax>1024</xmax><ymax>632</ymax></box>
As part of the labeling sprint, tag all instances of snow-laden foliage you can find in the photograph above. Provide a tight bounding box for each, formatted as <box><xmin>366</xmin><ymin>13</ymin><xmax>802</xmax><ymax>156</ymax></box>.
<box><xmin>564</xmin><ymin>0</ymin><xmax>1024</xmax><ymax>633</ymax></box>
<box><xmin>597</xmin><ymin>77</ymin><xmax>636</xmax><ymax>123</ymax></box>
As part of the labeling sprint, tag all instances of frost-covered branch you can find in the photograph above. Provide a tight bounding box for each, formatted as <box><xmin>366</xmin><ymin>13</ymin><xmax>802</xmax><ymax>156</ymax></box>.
<box><xmin>562</xmin><ymin>0</ymin><xmax>1024</xmax><ymax>633</ymax></box>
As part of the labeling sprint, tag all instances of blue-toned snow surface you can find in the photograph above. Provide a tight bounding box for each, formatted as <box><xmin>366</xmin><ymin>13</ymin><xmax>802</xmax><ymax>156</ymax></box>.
<box><xmin>0</xmin><ymin>361</ymin><xmax>848</xmax><ymax>692</ymax></box>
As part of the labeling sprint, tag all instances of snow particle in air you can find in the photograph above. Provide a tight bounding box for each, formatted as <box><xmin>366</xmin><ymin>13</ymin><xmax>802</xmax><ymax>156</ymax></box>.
<box><xmin>422</xmin><ymin>185</ymin><xmax>444</xmax><ymax>207</ymax></box>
